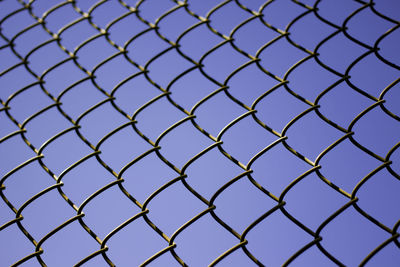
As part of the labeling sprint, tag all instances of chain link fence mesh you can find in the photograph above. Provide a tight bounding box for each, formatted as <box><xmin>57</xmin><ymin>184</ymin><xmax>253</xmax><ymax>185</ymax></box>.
<box><xmin>0</xmin><ymin>0</ymin><xmax>399</xmax><ymax>266</ymax></box>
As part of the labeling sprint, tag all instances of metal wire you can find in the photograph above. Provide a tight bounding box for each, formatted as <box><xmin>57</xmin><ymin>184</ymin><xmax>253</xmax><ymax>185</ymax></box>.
<box><xmin>0</xmin><ymin>0</ymin><xmax>399</xmax><ymax>266</ymax></box>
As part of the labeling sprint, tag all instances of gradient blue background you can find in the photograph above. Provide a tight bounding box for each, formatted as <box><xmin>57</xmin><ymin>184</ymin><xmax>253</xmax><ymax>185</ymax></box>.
<box><xmin>0</xmin><ymin>0</ymin><xmax>399</xmax><ymax>266</ymax></box>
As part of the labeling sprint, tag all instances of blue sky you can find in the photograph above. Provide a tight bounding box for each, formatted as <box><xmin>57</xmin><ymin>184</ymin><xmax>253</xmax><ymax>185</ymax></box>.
<box><xmin>0</xmin><ymin>0</ymin><xmax>400</xmax><ymax>266</ymax></box>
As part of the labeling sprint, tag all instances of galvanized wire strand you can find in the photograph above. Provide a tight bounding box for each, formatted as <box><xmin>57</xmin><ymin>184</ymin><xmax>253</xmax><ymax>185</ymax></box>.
<box><xmin>0</xmin><ymin>0</ymin><xmax>399</xmax><ymax>266</ymax></box>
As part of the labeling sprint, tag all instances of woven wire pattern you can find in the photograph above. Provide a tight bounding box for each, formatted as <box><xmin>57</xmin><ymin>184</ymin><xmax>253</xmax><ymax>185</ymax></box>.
<box><xmin>0</xmin><ymin>0</ymin><xmax>399</xmax><ymax>266</ymax></box>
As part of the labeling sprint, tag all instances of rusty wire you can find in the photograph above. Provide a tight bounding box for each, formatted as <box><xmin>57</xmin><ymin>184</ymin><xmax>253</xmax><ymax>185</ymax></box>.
<box><xmin>0</xmin><ymin>0</ymin><xmax>399</xmax><ymax>266</ymax></box>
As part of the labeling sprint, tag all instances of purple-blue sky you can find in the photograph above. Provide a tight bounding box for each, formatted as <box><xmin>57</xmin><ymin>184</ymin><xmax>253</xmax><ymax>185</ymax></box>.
<box><xmin>0</xmin><ymin>0</ymin><xmax>400</xmax><ymax>266</ymax></box>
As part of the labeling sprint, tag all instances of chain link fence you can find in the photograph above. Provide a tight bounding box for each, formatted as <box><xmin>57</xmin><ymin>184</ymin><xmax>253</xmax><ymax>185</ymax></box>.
<box><xmin>0</xmin><ymin>0</ymin><xmax>399</xmax><ymax>266</ymax></box>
